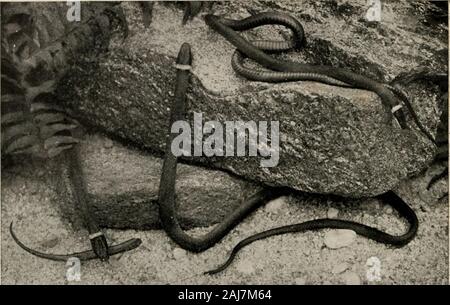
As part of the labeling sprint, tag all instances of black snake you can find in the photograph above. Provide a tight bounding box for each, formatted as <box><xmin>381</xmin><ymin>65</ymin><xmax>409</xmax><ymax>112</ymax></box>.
<box><xmin>205</xmin><ymin>12</ymin><xmax>436</xmax><ymax>145</ymax></box>
<box><xmin>10</xmin><ymin>145</ymin><xmax>142</xmax><ymax>261</ymax></box>
<box><xmin>159</xmin><ymin>38</ymin><xmax>419</xmax><ymax>275</ymax></box>
<box><xmin>9</xmin><ymin>11</ymin><xmax>424</xmax><ymax>272</ymax></box>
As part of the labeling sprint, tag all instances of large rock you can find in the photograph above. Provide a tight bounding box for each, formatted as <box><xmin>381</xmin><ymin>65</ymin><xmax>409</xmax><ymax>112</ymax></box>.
<box><xmin>56</xmin><ymin>134</ymin><xmax>262</xmax><ymax>230</ymax></box>
<box><xmin>56</xmin><ymin>1</ymin><xmax>446</xmax><ymax>197</ymax></box>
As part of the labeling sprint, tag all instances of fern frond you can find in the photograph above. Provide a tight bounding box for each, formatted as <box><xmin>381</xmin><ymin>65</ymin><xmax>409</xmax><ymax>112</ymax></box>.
<box><xmin>1</xmin><ymin>2</ymin><xmax>127</xmax><ymax>162</ymax></box>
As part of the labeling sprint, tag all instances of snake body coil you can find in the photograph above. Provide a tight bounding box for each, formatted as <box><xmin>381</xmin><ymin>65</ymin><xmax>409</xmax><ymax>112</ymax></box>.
<box><xmin>158</xmin><ymin>43</ymin><xmax>281</xmax><ymax>252</ymax></box>
<box><xmin>159</xmin><ymin>42</ymin><xmax>419</xmax><ymax>275</ymax></box>
<box><xmin>205</xmin><ymin>191</ymin><xmax>418</xmax><ymax>275</ymax></box>
<box><xmin>205</xmin><ymin>13</ymin><xmax>437</xmax><ymax>144</ymax></box>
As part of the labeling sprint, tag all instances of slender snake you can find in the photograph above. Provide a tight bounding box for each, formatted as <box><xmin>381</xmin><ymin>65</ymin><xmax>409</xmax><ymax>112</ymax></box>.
<box><xmin>159</xmin><ymin>40</ymin><xmax>419</xmax><ymax>275</ymax></box>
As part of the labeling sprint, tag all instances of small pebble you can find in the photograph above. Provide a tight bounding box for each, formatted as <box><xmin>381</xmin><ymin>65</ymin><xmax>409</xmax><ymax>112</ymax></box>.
<box><xmin>40</xmin><ymin>237</ymin><xmax>60</xmax><ymax>249</ymax></box>
<box><xmin>384</xmin><ymin>206</ymin><xmax>393</xmax><ymax>214</ymax></box>
<box><xmin>332</xmin><ymin>262</ymin><xmax>349</xmax><ymax>274</ymax></box>
<box><xmin>236</xmin><ymin>260</ymin><xmax>255</xmax><ymax>275</ymax></box>
<box><xmin>342</xmin><ymin>272</ymin><xmax>361</xmax><ymax>285</ymax></box>
<box><xmin>327</xmin><ymin>207</ymin><xmax>339</xmax><ymax>218</ymax></box>
<box><xmin>138</xmin><ymin>275</ymin><xmax>149</xmax><ymax>283</ymax></box>
<box><xmin>420</xmin><ymin>205</ymin><xmax>429</xmax><ymax>212</ymax></box>
<box><xmin>294</xmin><ymin>277</ymin><xmax>306</xmax><ymax>285</ymax></box>
<box><xmin>324</xmin><ymin>229</ymin><xmax>356</xmax><ymax>249</ymax></box>
<box><xmin>173</xmin><ymin>247</ymin><xmax>187</xmax><ymax>260</ymax></box>
<box><xmin>104</xmin><ymin>139</ymin><xmax>114</xmax><ymax>149</ymax></box>
<box><xmin>265</xmin><ymin>196</ymin><xmax>287</xmax><ymax>213</ymax></box>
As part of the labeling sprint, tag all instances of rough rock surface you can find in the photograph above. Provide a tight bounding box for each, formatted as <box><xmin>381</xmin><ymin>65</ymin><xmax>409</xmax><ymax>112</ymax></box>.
<box><xmin>55</xmin><ymin>134</ymin><xmax>262</xmax><ymax>230</ymax></box>
<box><xmin>56</xmin><ymin>0</ymin><xmax>447</xmax><ymax>197</ymax></box>
<box><xmin>1</xmin><ymin>152</ymin><xmax>447</xmax><ymax>284</ymax></box>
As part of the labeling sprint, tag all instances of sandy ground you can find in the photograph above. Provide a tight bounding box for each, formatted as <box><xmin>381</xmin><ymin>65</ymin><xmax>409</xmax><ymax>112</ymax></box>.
<box><xmin>1</xmin><ymin>0</ymin><xmax>448</xmax><ymax>285</ymax></box>
<box><xmin>1</xmin><ymin>142</ymin><xmax>448</xmax><ymax>285</ymax></box>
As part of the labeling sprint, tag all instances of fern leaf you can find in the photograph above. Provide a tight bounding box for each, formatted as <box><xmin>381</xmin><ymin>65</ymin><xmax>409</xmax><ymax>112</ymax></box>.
<box><xmin>1</xmin><ymin>111</ymin><xmax>25</xmax><ymax>126</ymax></box>
<box><xmin>4</xmin><ymin>135</ymin><xmax>38</xmax><ymax>155</ymax></box>
<box><xmin>1</xmin><ymin>2</ymin><xmax>127</xmax><ymax>162</ymax></box>
<box><xmin>40</xmin><ymin>123</ymin><xmax>78</xmax><ymax>139</ymax></box>
<box><xmin>44</xmin><ymin>135</ymin><xmax>80</xmax><ymax>147</ymax></box>
<box><xmin>46</xmin><ymin>144</ymin><xmax>76</xmax><ymax>158</ymax></box>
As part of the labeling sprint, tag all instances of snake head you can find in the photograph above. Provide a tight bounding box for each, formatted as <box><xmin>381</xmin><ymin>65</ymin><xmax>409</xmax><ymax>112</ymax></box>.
<box><xmin>90</xmin><ymin>233</ymin><xmax>109</xmax><ymax>261</ymax></box>
<box><xmin>182</xmin><ymin>1</ymin><xmax>204</xmax><ymax>25</ymax></box>
<box><xmin>177</xmin><ymin>42</ymin><xmax>192</xmax><ymax>66</ymax></box>
<box><xmin>185</xmin><ymin>2</ymin><xmax>216</xmax><ymax>24</ymax></box>
<box><xmin>139</xmin><ymin>1</ymin><xmax>154</xmax><ymax>28</ymax></box>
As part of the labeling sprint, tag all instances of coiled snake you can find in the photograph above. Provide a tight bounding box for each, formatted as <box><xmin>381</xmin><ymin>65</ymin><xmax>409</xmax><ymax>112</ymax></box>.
<box><xmin>159</xmin><ymin>27</ymin><xmax>419</xmax><ymax>274</ymax></box>
<box><xmin>205</xmin><ymin>12</ymin><xmax>436</xmax><ymax>144</ymax></box>
<box><xmin>9</xmin><ymin>12</ymin><xmax>424</xmax><ymax>273</ymax></box>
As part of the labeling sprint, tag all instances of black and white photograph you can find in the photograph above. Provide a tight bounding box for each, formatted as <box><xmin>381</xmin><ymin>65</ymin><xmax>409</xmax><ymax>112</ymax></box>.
<box><xmin>0</xmin><ymin>0</ymin><xmax>448</xmax><ymax>287</ymax></box>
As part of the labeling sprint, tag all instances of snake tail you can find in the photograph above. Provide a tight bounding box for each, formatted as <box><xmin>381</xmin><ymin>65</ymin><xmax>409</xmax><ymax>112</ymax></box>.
<box><xmin>205</xmin><ymin>191</ymin><xmax>418</xmax><ymax>275</ymax></box>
